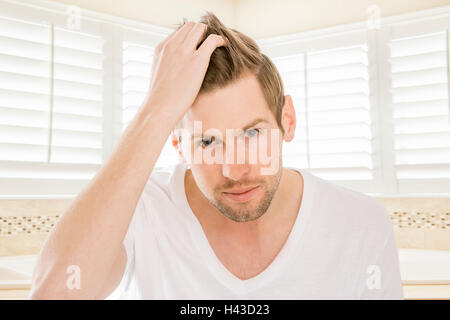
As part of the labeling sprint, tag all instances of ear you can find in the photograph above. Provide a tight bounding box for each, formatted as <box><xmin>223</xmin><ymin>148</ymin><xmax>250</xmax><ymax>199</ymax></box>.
<box><xmin>280</xmin><ymin>94</ymin><xmax>296</xmax><ymax>142</ymax></box>
<box><xmin>171</xmin><ymin>130</ymin><xmax>187</xmax><ymax>163</ymax></box>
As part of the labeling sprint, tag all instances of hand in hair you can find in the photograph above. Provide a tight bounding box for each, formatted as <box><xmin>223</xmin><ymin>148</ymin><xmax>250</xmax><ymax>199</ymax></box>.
<box><xmin>146</xmin><ymin>21</ymin><xmax>228</xmax><ymax>124</ymax></box>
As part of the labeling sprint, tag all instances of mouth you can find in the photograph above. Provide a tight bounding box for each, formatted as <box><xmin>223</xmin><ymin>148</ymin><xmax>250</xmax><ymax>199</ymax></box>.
<box><xmin>222</xmin><ymin>185</ymin><xmax>261</xmax><ymax>203</ymax></box>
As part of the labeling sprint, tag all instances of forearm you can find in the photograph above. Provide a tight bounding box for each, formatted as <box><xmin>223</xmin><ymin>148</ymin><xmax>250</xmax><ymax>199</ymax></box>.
<box><xmin>30</xmin><ymin>100</ymin><xmax>177</xmax><ymax>299</ymax></box>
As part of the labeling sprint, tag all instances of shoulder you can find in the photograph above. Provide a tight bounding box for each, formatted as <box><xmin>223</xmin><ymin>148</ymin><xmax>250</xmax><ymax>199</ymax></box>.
<box><xmin>126</xmin><ymin>163</ymin><xmax>187</xmax><ymax>234</ymax></box>
<box><xmin>127</xmin><ymin>163</ymin><xmax>185</xmax><ymax>222</ymax></box>
<box><xmin>140</xmin><ymin>163</ymin><xmax>184</xmax><ymax>199</ymax></box>
<box><xmin>304</xmin><ymin>171</ymin><xmax>393</xmax><ymax>237</ymax></box>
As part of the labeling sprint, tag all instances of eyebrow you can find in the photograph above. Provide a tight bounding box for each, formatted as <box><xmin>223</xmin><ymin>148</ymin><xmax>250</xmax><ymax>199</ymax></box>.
<box><xmin>192</xmin><ymin>118</ymin><xmax>270</xmax><ymax>138</ymax></box>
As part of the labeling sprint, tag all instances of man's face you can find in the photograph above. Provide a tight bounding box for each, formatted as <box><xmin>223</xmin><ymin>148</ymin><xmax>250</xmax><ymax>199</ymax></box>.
<box><xmin>177</xmin><ymin>73</ymin><xmax>288</xmax><ymax>223</ymax></box>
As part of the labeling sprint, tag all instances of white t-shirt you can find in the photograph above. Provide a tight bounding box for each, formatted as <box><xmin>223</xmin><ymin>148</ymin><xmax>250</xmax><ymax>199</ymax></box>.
<box><xmin>107</xmin><ymin>162</ymin><xmax>403</xmax><ymax>300</ymax></box>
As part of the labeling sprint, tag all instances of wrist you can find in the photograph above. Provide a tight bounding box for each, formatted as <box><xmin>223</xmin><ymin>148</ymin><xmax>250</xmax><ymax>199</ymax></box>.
<box><xmin>137</xmin><ymin>97</ymin><xmax>180</xmax><ymax>130</ymax></box>
<box><xmin>140</xmin><ymin>94</ymin><xmax>182</xmax><ymax>127</ymax></box>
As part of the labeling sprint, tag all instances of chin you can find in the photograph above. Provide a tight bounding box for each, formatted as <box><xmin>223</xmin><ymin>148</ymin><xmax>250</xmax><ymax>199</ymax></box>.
<box><xmin>213</xmin><ymin>196</ymin><xmax>272</xmax><ymax>223</ymax></box>
<box><xmin>221</xmin><ymin>209</ymin><xmax>266</xmax><ymax>223</ymax></box>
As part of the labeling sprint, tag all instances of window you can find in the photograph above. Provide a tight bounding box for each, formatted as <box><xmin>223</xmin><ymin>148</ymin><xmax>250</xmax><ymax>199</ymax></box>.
<box><xmin>389</xmin><ymin>31</ymin><xmax>450</xmax><ymax>193</ymax></box>
<box><xmin>273</xmin><ymin>44</ymin><xmax>374</xmax><ymax>182</ymax></box>
<box><xmin>1</xmin><ymin>0</ymin><xmax>449</xmax><ymax>196</ymax></box>
<box><xmin>260</xmin><ymin>13</ymin><xmax>450</xmax><ymax>195</ymax></box>
<box><xmin>0</xmin><ymin>2</ymin><xmax>106</xmax><ymax>196</ymax></box>
<box><xmin>265</xmin><ymin>30</ymin><xmax>382</xmax><ymax>193</ymax></box>
<box><xmin>0</xmin><ymin>16</ymin><xmax>53</xmax><ymax>163</ymax></box>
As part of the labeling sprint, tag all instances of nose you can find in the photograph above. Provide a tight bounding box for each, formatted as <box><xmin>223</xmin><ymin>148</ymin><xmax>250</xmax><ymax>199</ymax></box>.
<box><xmin>222</xmin><ymin>136</ymin><xmax>251</xmax><ymax>181</ymax></box>
<box><xmin>222</xmin><ymin>163</ymin><xmax>250</xmax><ymax>181</ymax></box>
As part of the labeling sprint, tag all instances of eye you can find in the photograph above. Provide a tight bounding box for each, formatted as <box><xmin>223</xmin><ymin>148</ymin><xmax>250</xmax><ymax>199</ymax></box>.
<box><xmin>245</xmin><ymin>128</ymin><xmax>260</xmax><ymax>138</ymax></box>
<box><xmin>200</xmin><ymin>136</ymin><xmax>215</xmax><ymax>148</ymax></box>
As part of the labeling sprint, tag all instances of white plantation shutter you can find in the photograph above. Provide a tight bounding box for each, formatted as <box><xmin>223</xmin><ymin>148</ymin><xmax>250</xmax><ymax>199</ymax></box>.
<box><xmin>122</xmin><ymin>42</ymin><xmax>152</xmax><ymax>128</ymax></box>
<box><xmin>0</xmin><ymin>16</ymin><xmax>51</xmax><ymax>163</ymax></box>
<box><xmin>0</xmin><ymin>11</ymin><xmax>105</xmax><ymax>195</ymax></box>
<box><xmin>272</xmin><ymin>54</ymin><xmax>308</xmax><ymax>170</ymax></box>
<box><xmin>121</xmin><ymin>40</ymin><xmax>180</xmax><ymax>168</ymax></box>
<box><xmin>51</xmin><ymin>27</ymin><xmax>104</xmax><ymax>164</ymax></box>
<box><xmin>272</xmin><ymin>43</ymin><xmax>375</xmax><ymax>183</ymax></box>
<box><xmin>1</xmin><ymin>0</ymin><xmax>449</xmax><ymax>196</ymax></box>
<box><xmin>389</xmin><ymin>32</ymin><xmax>450</xmax><ymax>184</ymax></box>
<box><xmin>307</xmin><ymin>44</ymin><xmax>373</xmax><ymax>181</ymax></box>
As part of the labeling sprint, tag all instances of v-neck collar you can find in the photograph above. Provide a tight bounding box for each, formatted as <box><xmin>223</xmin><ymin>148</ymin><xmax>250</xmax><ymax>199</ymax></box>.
<box><xmin>172</xmin><ymin>163</ymin><xmax>316</xmax><ymax>296</ymax></box>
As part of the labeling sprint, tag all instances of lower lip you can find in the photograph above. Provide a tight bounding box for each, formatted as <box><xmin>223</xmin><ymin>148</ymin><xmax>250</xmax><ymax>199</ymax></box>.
<box><xmin>223</xmin><ymin>186</ymin><xmax>261</xmax><ymax>203</ymax></box>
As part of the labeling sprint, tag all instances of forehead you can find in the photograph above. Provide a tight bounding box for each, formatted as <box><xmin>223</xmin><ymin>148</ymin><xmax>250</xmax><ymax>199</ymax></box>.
<box><xmin>182</xmin><ymin>73</ymin><xmax>275</xmax><ymax>132</ymax></box>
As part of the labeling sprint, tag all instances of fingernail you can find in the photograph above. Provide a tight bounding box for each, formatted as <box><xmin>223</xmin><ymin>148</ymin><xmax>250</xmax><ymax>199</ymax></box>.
<box><xmin>222</xmin><ymin>36</ymin><xmax>228</xmax><ymax>46</ymax></box>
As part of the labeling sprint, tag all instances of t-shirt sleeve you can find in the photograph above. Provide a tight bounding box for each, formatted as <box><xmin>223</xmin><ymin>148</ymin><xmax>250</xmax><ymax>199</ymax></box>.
<box><xmin>122</xmin><ymin>201</ymin><xmax>138</xmax><ymax>274</ymax></box>
<box><xmin>104</xmin><ymin>198</ymin><xmax>142</xmax><ymax>300</ymax></box>
<box><xmin>359</xmin><ymin>227</ymin><xmax>404</xmax><ymax>300</ymax></box>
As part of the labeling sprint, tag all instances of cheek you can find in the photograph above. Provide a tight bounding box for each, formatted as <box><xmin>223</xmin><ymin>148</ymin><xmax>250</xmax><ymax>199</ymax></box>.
<box><xmin>254</xmin><ymin>130</ymin><xmax>282</xmax><ymax>162</ymax></box>
<box><xmin>191</xmin><ymin>164</ymin><xmax>222</xmax><ymax>189</ymax></box>
<box><xmin>266</xmin><ymin>130</ymin><xmax>283</xmax><ymax>155</ymax></box>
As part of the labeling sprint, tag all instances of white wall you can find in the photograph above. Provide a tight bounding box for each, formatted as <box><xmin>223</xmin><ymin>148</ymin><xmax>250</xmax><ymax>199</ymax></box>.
<box><xmin>50</xmin><ymin>0</ymin><xmax>235</xmax><ymax>28</ymax></box>
<box><xmin>235</xmin><ymin>0</ymin><xmax>450</xmax><ymax>39</ymax></box>
<box><xmin>49</xmin><ymin>0</ymin><xmax>450</xmax><ymax>38</ymax></box>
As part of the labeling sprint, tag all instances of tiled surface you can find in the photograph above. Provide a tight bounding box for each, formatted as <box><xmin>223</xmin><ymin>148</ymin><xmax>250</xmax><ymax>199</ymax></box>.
<box><xmin>390</xmin><ymin>211</ymin><xmax>449</xmax><ymax>229</ymax></box>
<box><xmin>0</xmin><ymin>198</ymin><xmax>449</xmax><ymax>255</ymax></box>
<box><xmin>377</xmin><ymin>197</ymin><xmax>450</xmax><ymax>251</ymax></box>
<box><xmin>0</xmin><ymin>200</ymin><xmax>71</xmax><ymax>218</ymax></box>
<box><xmin>1</xmin><ymin>216</ymin><xmax>59</xmax><ymax>236</ymax></box>
<box><xmin>0</xmin><ymin>234</ymin><xmax>48</xmax><ymax>257</ymax></box>
<box><xmin>0</xmin><ymin>211</ymin><xmax>448</xmax><ymax>235</ymax></box>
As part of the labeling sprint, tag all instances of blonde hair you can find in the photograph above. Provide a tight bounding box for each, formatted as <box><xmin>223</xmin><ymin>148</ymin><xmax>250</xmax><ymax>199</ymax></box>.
<box><xmin>175</xmin><ymin>12</ymin><xmax>285</xmax><ymax>136</ymax></box>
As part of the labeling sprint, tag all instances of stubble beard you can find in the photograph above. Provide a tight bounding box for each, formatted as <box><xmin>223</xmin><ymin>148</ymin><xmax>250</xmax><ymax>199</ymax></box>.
<box><xmin>207</xmin><ymin>167</ymin><xmax>283</xmax><ymax>223</ymax></box>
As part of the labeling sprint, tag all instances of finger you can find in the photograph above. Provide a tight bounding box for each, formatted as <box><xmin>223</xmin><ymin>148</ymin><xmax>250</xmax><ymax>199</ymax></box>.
<box><xmin>155</xmin><ymin>27</ymin><xmax>180</xmax><ymax>52</ymax></box>
<box><xmin>156</xmin><ymin>21</ymin><xmax>192</xmax><ymax>52</ymax></box>
<box><xmin>196</xmin><ymin>34</ymin><xmax>227</xmax><ymax>58</ymax></box>
<box><xmin>183</xmin><ymin>22</ymin><xmax>207</xmax><ymax>52</ymax></box>
<box><xmin>150</xmin><ymin>22</ymin><xmax>189</xmax><ymax>84</ymax></box>
<box><xmin>168</xmin><ymin>21</ymin><xmax>197</xmax><ymax>47</ymax></box>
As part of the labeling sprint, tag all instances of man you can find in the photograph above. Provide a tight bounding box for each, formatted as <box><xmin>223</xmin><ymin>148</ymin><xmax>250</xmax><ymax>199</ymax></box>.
<box><xmin>30</xmin><ymin>12</ymin><xmax>403</xmax><ymax>300</ymax></box>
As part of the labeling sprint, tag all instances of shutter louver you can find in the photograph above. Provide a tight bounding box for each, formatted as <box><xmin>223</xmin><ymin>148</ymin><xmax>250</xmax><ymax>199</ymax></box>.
<box><xmin>272</xmin><ymin>54</ymin><xmax>309</xmax><ymax>170</ymax></box>
<box><xmin>389</xmin><ymin>32</ymin><xmax>450</xmax><ymax>180</ymax></box>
